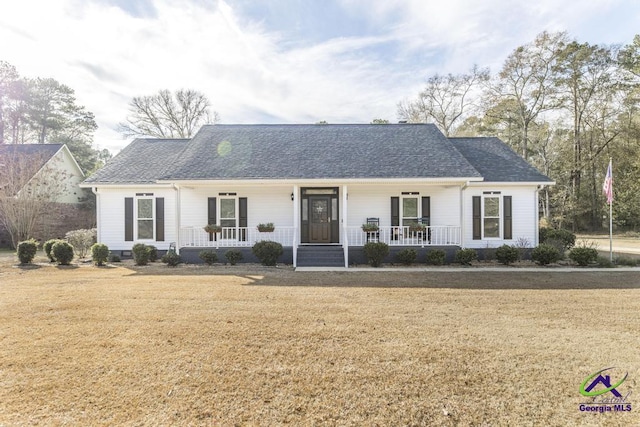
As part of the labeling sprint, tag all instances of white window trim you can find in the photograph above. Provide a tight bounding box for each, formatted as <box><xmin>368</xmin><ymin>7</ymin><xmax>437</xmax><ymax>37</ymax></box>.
<box><xmin>135</xmin><ymin>197</ymin><xmax>155</xmax><ymax>241</ymax></box>
<box><xmin>401</xmin><ymin>195</ymin><xmax>420</xmax><ymax>227</ymax></box>
<box><xmin>482</xmin><ymin>194</ymin><xmax>502</xmax><ymax>239</ymax></box>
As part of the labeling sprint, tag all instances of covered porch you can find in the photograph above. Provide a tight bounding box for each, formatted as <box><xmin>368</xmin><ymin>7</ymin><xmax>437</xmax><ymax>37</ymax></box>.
<box><xmin>176</xmin><ymin>182</ymin><xmax>464</xmax><ymax>267</ymax></box>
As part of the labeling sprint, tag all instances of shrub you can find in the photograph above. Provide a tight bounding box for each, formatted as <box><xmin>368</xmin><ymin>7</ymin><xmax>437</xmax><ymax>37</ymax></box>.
<box><xmin>146</xmin><ymin>245</ymin><xmax>158</xmax><ymax>262</ymax></box>
<box><xmin>531</xmin><ymin>244</ymin><xmax>561</xmax><ymax>266</ymax></box>
<box><xmin>540</xmin><ymin>228</ymin><xmax>575</xmax><ymax>250</ymax></box>
<box><xmin>252</xmin><ymin>241</ymin><xmax>283</xmax><ymax>266</ymax></box>
<box><xmin>395</xmin><ymin>248</ymin><xmax>417</xmax><ymax>266</ymax></box>
<box><xmin>616</xmin><ymin>256</ymin><xmax>638</xmax><ymax>267</ymax></box>
<box><xmin>426</xmin><ymin>249</ymin><xmax>446</xmax><ymax>265</ymax></box>
<box><xmin>363</xmin><ymin>242</ymin><xmax>389</xmax><ymax>267</ymax></box>
<box><xmin>225</xmin><ymin>249</ymin><xmax>244</xmax><ymax>265</ymax></box>
<box><xmin>17</xmin><ymin>239</ymin><xmax>38</xmax><ymax>264</ymax></box>
<box><xmin>64</xmin><ymin>228</ymin><xmax>96</xmax><ymax>258</ymax></box>
<box><xmin>495</xmin><ymin>245</ymin><xmax>520</xmax><ymax>265</ymax></box>
<box><xmin>109</xmin><ymin>254</ymin><xmax>121</xmax><ymax>263</ymax></box>
<box><xmin>569</xmin><ymin>247</ymin><xmax>598</xmax><ymax>266</ymax></box>
<box><xmin>91</xmin><ymin>243</ymin><xmax>110</xmax><ymax>266</ymax></box>
<box><xmin>44</xmin><ymin>239</ymin><xmax>63</xmax><ymax>262</ymax></box>
<box><xmin>199</xmin><ymin>250</ymin><xmax>218</xmax><ymax>265</ymax></box>
<box><xmin>596</xmin><ymin>256</ymin><xmax>615</xmax><ymax>268</ymax></box>
<box><xmin>132</xmin><ymin>243</ymin><xmax>151</xmax><ymax>266</ymax></box>
<box><xmin>161</xmin><ymin>250</ymin><xmax>182</xmax><ymax>267</ymax></box>
<box><xmin>542</xmin><ymin>238</ymin><xmax>567</xmax><ymax>259</ymax></box>
<box><xmin>52</xmin><ymin>241</ymin><xmax>75</xmax><ymax>265</ymax></box>
<box><xmin>455</xmin><ymin>248</ymin><xmax>477</xmax><ymax>266</ymax></box>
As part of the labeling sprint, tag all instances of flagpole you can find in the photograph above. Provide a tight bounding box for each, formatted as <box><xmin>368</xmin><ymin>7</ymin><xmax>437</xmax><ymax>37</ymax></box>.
<box><xmin>607</xmin><ymin>157</ymin><xmax>613</xmax><ymax>262</ymax></box>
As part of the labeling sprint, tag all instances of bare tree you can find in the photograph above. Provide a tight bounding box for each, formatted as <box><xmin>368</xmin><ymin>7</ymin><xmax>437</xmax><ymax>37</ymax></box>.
<box><xmin>119</xmin><ymin>89</ymin><xmax>220</xmax><ymax>139</ymax></box>
<box><xmin>0</xmin><ymin>148</ymin><xmax>68</xmax><ymax>247</ymax></box>
<box><xmin>397</xmin><ymin>65</ymin><xmax>489</xmax><ymax>136</ymax></box>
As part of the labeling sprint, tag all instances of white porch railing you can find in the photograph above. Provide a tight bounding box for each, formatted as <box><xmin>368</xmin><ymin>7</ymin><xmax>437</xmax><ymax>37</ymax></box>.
<box><xmin>346</xmin><ymin>225</ymin><xmax>461</xmax><ymax>247</ymax></box>
<box><xmin>180</xmin><ymin>226</ymin><xmax>296</xmax><ymax>249</ymax></box>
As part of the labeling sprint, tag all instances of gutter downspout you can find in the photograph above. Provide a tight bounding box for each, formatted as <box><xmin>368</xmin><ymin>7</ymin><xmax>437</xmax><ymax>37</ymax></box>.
<box><xmin>91</xmin><ymin>187</ymin><xmax>100</xmax><ymax>243</ymax></box>
<box><xmin>460</xmin><ymin>182</ymin><xmax>468</xmax><ymax>248</ymax></box>
<box><xmin>173</xmin><ymin>184</ymin><xmax>181</xmax><ymax>254</ymax></box>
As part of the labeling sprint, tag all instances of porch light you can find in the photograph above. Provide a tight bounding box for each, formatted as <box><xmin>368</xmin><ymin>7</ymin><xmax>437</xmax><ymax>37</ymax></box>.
<box><xmin>291</xmin><ymin>192</ymin><xmax>294</xmax><ymax>201</ymax></box>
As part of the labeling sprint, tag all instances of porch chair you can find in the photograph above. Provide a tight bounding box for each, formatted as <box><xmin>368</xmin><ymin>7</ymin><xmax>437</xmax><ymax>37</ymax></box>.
<box><xmin>365</xmin><ymin>217</ymin><xmax>380</xmax><ymax>242</ymax></box>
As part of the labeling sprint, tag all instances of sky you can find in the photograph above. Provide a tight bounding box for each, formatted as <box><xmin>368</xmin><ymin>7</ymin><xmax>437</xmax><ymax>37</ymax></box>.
<box><xmin>1</xmin><ymin>0</ymin><xmax>639</xmax><ymax>153</ymax></box>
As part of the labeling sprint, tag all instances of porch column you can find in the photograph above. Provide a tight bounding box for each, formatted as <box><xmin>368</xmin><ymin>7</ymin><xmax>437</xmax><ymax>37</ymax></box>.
<box><xmin>293</xmin><ymin>184</ymin><xmax>299</xmax><ymax>267</ymax></box>
<box><xmin>343</xmin><ymin>185</ymin><xmax>348</xmax><ymax>268</ymax></box>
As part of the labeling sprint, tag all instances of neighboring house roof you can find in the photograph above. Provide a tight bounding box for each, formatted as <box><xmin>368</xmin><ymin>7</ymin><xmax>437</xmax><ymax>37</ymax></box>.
<box><xmin>0</xmin><ymin>143</ymin><xmax>63</xmax><ymax>171</ymax></box>
<box><xmin>451</xmin><ymin>137</ymin><xmax>553</xmax><ymax>183</ymax></box>
<box><xmin>83</xmin><ymin>124</ymin><xmax>553</xmax><ymax>185</ymax></box>
<box><xmin>84</xmin><ymin>138</ymin><xmax>189</xmax><ymax>184</ymax></box>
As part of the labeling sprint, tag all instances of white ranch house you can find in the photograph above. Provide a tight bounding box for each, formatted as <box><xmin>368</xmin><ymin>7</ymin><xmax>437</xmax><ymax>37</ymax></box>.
<box><xmin>82</xmin><ymin>124</ymin><xmax>553</xmax><ymax>267</ymax></box>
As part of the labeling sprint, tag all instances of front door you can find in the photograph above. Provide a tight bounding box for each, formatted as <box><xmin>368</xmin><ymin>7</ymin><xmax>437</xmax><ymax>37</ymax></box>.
<box><xmin>309</xmin><ymin>196</ymin><xmax>331</xmax><ymax>243</ymax></box>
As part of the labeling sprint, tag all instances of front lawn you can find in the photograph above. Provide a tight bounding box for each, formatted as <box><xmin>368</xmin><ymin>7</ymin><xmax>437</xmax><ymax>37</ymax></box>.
<box><xmin>0</xmin><ymin>264</ymin><xmax>638</xmax><ymax>425</ymax></box>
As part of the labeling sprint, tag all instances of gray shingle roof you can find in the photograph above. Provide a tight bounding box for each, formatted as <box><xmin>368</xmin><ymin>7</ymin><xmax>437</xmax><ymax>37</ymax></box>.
<box><xmin>450</xmin><ymin>137</ymin><xmax>553</xmax><ymax>182</ymax></box>
<box><xmin>83</xmin><ymin>125</ymin><xmax>553</xmax><ymax>184</ymax></box>
<box><xmin>164</xmin><ymin>124</ymin><xmax>481</xmax><ymax>180</ymax></box>
<box><xmin>83</xmin><ymin>138</ymin><xmax>189</xmax><ymax>184</ymax></box>
<box><xmin>0</xmin><ymin>144</ymin><xmax>62</xmax><ymax>172</ymax></box>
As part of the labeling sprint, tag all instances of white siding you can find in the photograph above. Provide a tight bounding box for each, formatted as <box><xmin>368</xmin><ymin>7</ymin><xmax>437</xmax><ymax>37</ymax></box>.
<box><xmin>462</xmin><ymin>185</ymin><xmax>539</xmax><ymax>249</ymax></box>
<box><xmin>96</xmin><ymin>186</ymin><xmax>176</xmax><ymax>250</ymax></box>
<box><xmin>179</xmin><ymin>185</ymin><xmax>294</xmax><ymax>229</ymax></box>
<box><xmin>346</xmin><ymin>184</ymin><xmax>461</xmax><ymax>227</ymax></box>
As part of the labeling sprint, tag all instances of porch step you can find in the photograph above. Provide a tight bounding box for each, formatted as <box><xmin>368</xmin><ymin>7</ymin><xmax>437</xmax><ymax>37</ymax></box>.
<box><xmin>296</xmin><ymin>246</ymin><xmax>345</xmax><ymax>267</ymax></box>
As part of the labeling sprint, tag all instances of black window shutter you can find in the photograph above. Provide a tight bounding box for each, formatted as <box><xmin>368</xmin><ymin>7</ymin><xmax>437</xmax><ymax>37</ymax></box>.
<box><xmin>421</xmin><ymin>197</ymin><xmax>430</xmax><ymax>225</ymax></box>
<box><xmin>207</xmin><ymin>197</ymin><xmax>217</xmax><ymax>242</ymax></box>
<box><xmin>472</xmin><ymin>196</ymin><xmax>481</xmax><ymax>240</ymax></box>
<box><xmin>239</xmin><ymin>197</ymin><xmax>247</xmax><ymax>241</ymax></box>
<box><xmin>125</xmin><ymin>197</ymin><xmax>133</xmax><ymax>241</ymax></box>
<box><xmin>503</xmin><ymin>196</ymin><xmax>512</xmax><ymax>240</ymax></box>
<box><xmin>156</xmin><ymin>198</ymin><xmax>165</xmax><ymax>242</ymax></box>
<box><xmin>391</xmin><ymin>197</ymin><xmax>399</xmax><ymax>226</ymax></box>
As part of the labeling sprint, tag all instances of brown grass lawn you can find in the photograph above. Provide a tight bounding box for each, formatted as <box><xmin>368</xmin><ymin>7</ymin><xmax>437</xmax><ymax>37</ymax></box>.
<box><xmin>1</xmin><ymin>257</ymin><xmax>639</xmax><ymax>426</ymax></box>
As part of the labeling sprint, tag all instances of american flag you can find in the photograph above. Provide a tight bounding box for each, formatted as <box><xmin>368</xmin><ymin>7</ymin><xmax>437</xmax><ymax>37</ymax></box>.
<box><xmin>603</xmin><ymin>159</ymin><xmax>613</xmax><ymax>204</ymax></box>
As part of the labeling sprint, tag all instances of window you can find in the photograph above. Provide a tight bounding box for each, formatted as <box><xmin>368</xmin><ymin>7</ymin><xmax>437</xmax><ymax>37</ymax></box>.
<box><xmin>219</xmin><ymin>197</ymin><xmax>237</xmax><ymax>239</ymax></box>
<box><xmin>137</xmin><ymin>198</ymin><xmax>154</xmax><ymax>240</ymax></box>
<box><xmin>483</xmin><ymin>195</ymin><xmax>500</xmax><ymax>238</ymax></box>
<box><xmin>402</xmin><ymin>196</ymin><xmax>419</xmax><ymax>227</ymax></box>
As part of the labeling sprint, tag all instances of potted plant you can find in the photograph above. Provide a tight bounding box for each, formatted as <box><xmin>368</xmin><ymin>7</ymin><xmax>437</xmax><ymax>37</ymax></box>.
<box><xmin>361</xmin><ymin>223</ymin><xmax>379</xmax><ymax>232</ymax></box>
<box><xmin>257</xmin><ymin>222</ymin><xmax>275</xmax><ymax>232</ymax></box>
<box><xmin>408</xmin><ymin>223</ymin><xmax>426</xmax><ymax>232</ymax></box>
<box><xmin>204</xmin><ymin>224</ymin><xmax>222</xmax><ymax>233</ymax></box>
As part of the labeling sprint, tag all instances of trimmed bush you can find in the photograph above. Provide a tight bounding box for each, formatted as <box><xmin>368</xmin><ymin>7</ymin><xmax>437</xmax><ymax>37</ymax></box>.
<box><xmin>395</xmin><ymin>248</ymin><xmax>417</xmax><ymax>266</ymax></box>
<box><xmin>52</xmin><ymin>241</ymin><xmax>74</xmax><ymax>265</ymax></box>
<box><xmin>161</xmin><ymin>250</ymin><xmax>182</xmax><ymax>267</ymax></box>
<box><xmin>426</xmin><ymin>249</ymin><xmax>446</xmax><ymax>265</ymax></box>
<box><xmin>455</xmin><ymin>248</ymin><xmax>477</xmax><ymax>266</ymax></box>
<box><xmin>64</xmin><ymin>228</ymin><xmax>96</xmax><ymax>258</ymax></box>
<box><xmin>44</xmin><ymin>239</ymin><xmax>63</xmax><ymax>262</ymax></box>
<box><xmin>109</xmin><ymin>254</ymin><xmax>121</xmax><ymax>263</ymax></box>
<box><xmin>132</xmin><ymin>243</ymin><xmax>150</xmax><ymax>266</ymax></box>
<box><xmin>540</xmin><ymin>228</ymin><xmax>575</xmax><ymax>251</ymax></box>
<box><xmin>596</xmin><ymin>256</ymin><xmax>615</xmax><ymax>268</ymax></box>
<box><xmin>252</xmin><ymin>241</ymin><xmax>284</xmax><ymax>266</ymax></box>
<box><xmin>91</xmin><ymin>243</ymin><xmax>110</xmax><ymax>266</ymax></box>
<box><xmin>199</xmin><ymin>250</ymin><xmax>218</xmax><ymax>266</ymax></box>
<box><xmin>225</xmin><ymin>249</ymin><xmax>244</xmax><ymax>265</ymax></box>
<box><xmin>17</xmin><ymin>239</ymin><xmax>38</xmax><ymax>264</ymax></box>
<box><xmin>147</xmin><ymin>245</ymin><xmax>158</xmax><ymax>262</ymax></box>
<box><xmin>495</xmin><ymin>244</ymin><xmax>520</xmax><ymax>265</ymax></box>
<box><xmin>531</xmin><ymin>244</ymin><xmax>561</xmax><ymax>266</ymax></box>
<box><xmin>569</xmin><ymin>247</ymin><xmax>598</xmax><ymax>266</ymax></box>
<box><xmin>363</xmin><ymin>242</ymin><xmax>390</xmax><ymax>267</ymax></box>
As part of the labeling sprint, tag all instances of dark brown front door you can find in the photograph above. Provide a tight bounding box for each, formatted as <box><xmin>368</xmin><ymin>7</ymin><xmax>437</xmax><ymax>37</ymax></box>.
<box><xmin>309</xmin><ymin>196</ymin><xmax>331</xmax><ymax>243</ymax></box>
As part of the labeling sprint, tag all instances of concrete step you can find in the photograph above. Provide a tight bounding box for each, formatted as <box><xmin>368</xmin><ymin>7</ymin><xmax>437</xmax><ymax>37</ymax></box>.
<box><xmin>297</xmin><ymin>246</ymin><xmax>345</xmax><ymax>267</ymax></box>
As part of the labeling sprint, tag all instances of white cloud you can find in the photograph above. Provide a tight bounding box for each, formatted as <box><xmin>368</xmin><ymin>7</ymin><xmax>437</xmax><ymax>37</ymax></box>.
<box><xmin>1</xmin><ymin>0</ymin><xmax>638</xmax><ymax>153</ymax></box>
